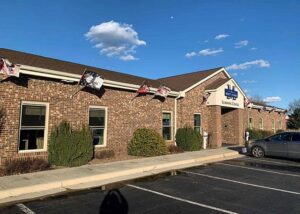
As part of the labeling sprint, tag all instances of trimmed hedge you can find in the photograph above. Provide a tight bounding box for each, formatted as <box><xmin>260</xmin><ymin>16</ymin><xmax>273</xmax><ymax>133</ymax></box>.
<box><xmin>128</xmin><ymin>128</ymin><xmax>167</xmax><ymax>157</ymax></box>
<box><xmin>175</xmin><ymin>127</ymin><xmax>202</xmax><ymax>151</ymax></box>
<box><xmin>248</xmin><ymin>129</ymin><xmax>273</xmax><ymax>140</ymax></box>
<box><xmin>2</xmin><ymin>158</ymin><xmax>50</xmax><ymax>176</ymax></box>
<box><xmin>48</xmin><ymin>121</ymin><xmax>93</xmax><ymax>167</ymax></box>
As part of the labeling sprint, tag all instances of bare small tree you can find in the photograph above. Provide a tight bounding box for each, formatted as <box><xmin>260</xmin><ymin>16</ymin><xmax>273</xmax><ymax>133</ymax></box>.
<box><xmin>249</xmin><ymin>95</ymin><xmax>266</xmax><ymax>105</ymax></box>
<box><xmin>288</xmin><ymin>99</ymin><xmax>300</xmax><ymax>114</ymax></box>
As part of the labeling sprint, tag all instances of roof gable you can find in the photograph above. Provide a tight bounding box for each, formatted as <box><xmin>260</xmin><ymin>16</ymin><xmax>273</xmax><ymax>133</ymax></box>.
<box><xmin>157</xmin><ymin>67</ymin><xmax>223</xmax><ymax>91</ymax></box>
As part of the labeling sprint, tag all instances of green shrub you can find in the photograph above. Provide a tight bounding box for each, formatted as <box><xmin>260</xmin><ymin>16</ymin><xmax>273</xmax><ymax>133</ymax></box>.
<box><xmin>248</xmin><ymin>129</ymin><xmax>273</xmax><ymax>140</ymax></box>
<box><xmin>48</xmin><ymin>121</ymin><xmax>93</xmax><ymax>167</ymax></box>
<box><xmin>3</xmin><ymin>158</ymin><xmax>50</xmax><ymax>176</ymax></box>
<box><xmin>175</xmin><ymin>127</ymin><xmax>202</xmax><ymax>151</ymax></box>
<box><xmin>128</xmin><ymin>128</ymin><xmax>167</xmax><ymax>157</ymax></box>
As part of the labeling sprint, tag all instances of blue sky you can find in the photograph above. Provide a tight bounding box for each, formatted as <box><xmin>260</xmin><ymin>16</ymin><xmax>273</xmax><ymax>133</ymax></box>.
<box><xmin>1</xmin><ymin>0</ymin><xmax>299</xmax><ymax>108</ymax></box>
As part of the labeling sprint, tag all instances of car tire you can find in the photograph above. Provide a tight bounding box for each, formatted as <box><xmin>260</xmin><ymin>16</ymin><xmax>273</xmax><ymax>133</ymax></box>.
<box><xmin>251</xmin><ymin>146</ymin><xmax>265</xmax><ymax>158</ymax></box>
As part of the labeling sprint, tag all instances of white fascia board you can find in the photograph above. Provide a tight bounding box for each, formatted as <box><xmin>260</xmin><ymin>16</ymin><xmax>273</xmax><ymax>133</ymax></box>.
<box><xmin>251</xmin><ymin>104</ymin><xmax>264</xmax><ymax>110</ymax></box>
<box><xmin>183</xmin><ymin>67</ymin><xmax>230</xmax><ymax>93</ymax></box>
<box><xmin>20</xmin><ymin>65</ymin><xmax>181</xmax><ymax>97</ymax></box>
<box><xmin>230</xmin><ymin>78</ymin><xmax>248</xmax><ymax>99</ymax></box>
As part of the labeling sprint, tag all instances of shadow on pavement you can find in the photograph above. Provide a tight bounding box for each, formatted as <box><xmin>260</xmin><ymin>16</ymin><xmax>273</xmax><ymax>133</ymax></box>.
<box><xmin>99</xmin><ymin>189</ymin><xmax>128</xmax><ymax>214</ymax></box>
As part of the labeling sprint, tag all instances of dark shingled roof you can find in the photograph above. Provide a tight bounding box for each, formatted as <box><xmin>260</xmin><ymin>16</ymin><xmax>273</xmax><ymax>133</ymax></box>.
<box><xmin>205</xmin><ymin>78</ymin><xmax>230</xmax><ymax>90</ymax></box>
<box><xmin>0</xmin><ymin>48</ymin><xmax>163</xmax><ymax>88</ymax></box>
<box><xmin>157</xmin><ymin>67</ymin><xmax>223</xmax><ymax>91</ymax></box>
<box><xmin>0</xmin><ymin>48</ymin><xmax>224</xmax><ymax>92</ymax></box>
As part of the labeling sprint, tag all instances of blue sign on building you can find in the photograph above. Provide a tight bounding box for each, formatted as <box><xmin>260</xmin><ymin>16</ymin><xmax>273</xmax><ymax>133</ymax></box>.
<box><xmin>225</xmin><ymin>85</ymin><xmax>238</xmax><ymax>100</ymax></box>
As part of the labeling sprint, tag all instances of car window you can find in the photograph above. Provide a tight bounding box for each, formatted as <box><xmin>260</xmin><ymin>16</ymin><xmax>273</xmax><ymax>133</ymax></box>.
<box><xmin>269</xmin><ymin>133</ymin><xmax>290</xmax><ymax>141</ymax></box>
<box><xmin>292</xmin><ymin>133</ymin><xmax>300</xmax><ymax>142</ymax></box>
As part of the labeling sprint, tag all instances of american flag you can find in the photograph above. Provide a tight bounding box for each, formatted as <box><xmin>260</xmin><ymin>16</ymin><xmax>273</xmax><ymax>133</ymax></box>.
<box><xmin>0</xmin><ymin>58</ymin><xmax>20</xmax><ymax>77</ymax></box>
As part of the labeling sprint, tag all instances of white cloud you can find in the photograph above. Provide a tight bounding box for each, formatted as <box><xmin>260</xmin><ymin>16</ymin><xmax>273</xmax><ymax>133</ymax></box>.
<box><xmin>226</xmin><ymin>60</ymin><xmax>270</xmax><ymax>70</ymax></box>
<box><xmin>243</xmin><ymin>89</ymin><xmax>251</xmax><ymax>94</ymax></box>
<box><xmin>185</xmin><ymin>51</ymin><xmax>197</xmax><ymax>58</ymax></box>
<box><xmin>235</xmin><ymin>40</ymin><xmax>249</xmax><ymax>48</ymax></box>
<box><xmin>242</xmin><ymin>80</ymin><xmax>257</xmax><ymax>84</ymax></box>
<box><xmin>170</xmin><ymin>16</ymin><xmax>174</xmax><ymax>19</ymax></box>
<box><xmin>215</xmin><ymin>34</ymin><xmax>230</xmax><ymax>40</ymax></box>
<box><xmin>198</xmin><ymin>48</ymin><xmax>224</xmax><ymax>56</ymax></box>
<box><xmin>263</xmin><ymin>96</ymin><xmax>282</xmax><ymax>103</ymax></box>
<box><xmin>250</xmin><ymin>47</ymin><xmax>257</xmax><ymax>51</ymax></box>
<box><xmin>85</xmin><ymin>20</ymin><xmax>146</xmax><ymax>61</ymax></box>
<box><xmin>185</xmin><ymin>48</ymin><xmax>223</xmax><ymax>58</ymax></box>
<box><xmin>120</xmin><ymin>54</ymin><xmax>137</xmax><ymax>61</ymax></box>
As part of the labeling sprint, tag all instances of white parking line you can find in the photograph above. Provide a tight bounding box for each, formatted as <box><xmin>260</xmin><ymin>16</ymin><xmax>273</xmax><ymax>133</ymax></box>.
<box><xmin>16</xmin><ymin>203</ymin><xmax>35</xmax><ymax>214</ymax></box>
<box><xmin>217</xmin><ymin>163</ymin><xmax>300</xmax><ymax>178</ymax></box>
<box><xmin>180</xmin><ymin>170</ymin><xmax>300</xmax><ymax>195</ymax></box>
<box><xmin>127</xmin><ymin>184</ymin><xmax>238</xmax><ymax>214</ymax></box>
<box><xmin>241</xmin><ymin>157</ymin><xmax>300</xmax><ymax>167</ymax></box>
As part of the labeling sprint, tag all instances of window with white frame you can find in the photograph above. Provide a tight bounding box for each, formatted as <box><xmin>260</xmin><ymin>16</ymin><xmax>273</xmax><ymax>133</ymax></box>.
<box><xmin>162</xmin><ymin>112</ymin><xmax>172</xmax><ymax>140</ymax></box>
<box><xmin>89</xmin><ymin>107</ymin><xmax>107</xmax><ymax>146</ymax></box>
<box><xmin>259</xmin><ymin>118</ymin><xmax>264</xmax><ymax>130</ymax></box>
<box><xmin>278</xmin><ymin>120</ymin><xmax>282</xmax><ymax>130</ymax></box>
<box><xmin>194</xmin><ymin>114</ymin><xmax>202</xmax><ymax>134</ymax></box>
<box><xmin>19</xmin><ymin>102</ymin><xmax>48</xmax><ymax>151</ymax></box>
<box><xmin>272</xmin><ymin>119</ymin><xmax>276</xmax><ymax>132</ymax></box>
<box><xmin>248</xmin><ymin>117</ymin><xmax>253</xmax><ymax>129</ymax></box>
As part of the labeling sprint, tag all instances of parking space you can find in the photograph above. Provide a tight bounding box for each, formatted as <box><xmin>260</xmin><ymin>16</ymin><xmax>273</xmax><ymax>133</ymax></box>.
<box><xmin>1</xmin><ymin>156</ymin><xmax>299</xmax><ymax>214</ymax></box>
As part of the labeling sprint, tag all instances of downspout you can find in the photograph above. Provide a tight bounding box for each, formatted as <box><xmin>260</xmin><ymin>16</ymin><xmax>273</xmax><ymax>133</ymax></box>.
<box><xmin>174</xmin><ymin>91</ymin><xmax>185</xmax><ymax>145</ymax></box>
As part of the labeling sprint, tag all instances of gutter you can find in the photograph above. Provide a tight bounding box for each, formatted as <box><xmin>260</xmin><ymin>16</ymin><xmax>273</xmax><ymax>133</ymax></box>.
<box><xmin>20</xmin><ymin>65</ymin><xmax>182</xmax><ymax>98</ymax></box>
<box><xmin>174</xmin><ymin>91</ymin><xmax>185</xmax><ymax>144</ymax></box>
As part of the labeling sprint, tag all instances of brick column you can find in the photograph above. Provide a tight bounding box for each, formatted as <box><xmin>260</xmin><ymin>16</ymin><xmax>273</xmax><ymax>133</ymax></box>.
<box><xmin>233</xmin><ymin>108</ymin><xmax>245</xmax><ymax>146</ymax></box>
<box><xmin>208</xmin><ymin>106</ymin><xmax>222</xmax><ymax>148</ymax></box>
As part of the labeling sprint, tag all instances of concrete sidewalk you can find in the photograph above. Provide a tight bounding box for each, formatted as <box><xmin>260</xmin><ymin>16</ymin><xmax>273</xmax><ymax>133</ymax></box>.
<box><xmin>0</xmin><ymin>147</ymin><xmax>241</xmax><ymax>204</ymax></box>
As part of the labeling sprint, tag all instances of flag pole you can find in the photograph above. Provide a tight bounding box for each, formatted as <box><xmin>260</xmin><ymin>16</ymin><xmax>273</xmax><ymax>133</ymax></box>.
<box><xmin>69</xmin><ymin>68</ymin><xmax>87</xmax><ymax>99</ymax></box>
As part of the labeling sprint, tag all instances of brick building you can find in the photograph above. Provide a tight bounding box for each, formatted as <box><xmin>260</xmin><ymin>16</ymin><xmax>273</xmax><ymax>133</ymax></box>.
<box><xmin>0</xmin><ymin>49</ymin><xmax>286</xmax><ymax>164</ymax></box>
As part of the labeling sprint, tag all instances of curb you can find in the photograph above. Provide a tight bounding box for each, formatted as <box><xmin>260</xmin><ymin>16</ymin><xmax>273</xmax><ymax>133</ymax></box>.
<box><xmin>0</xmin><ymin>150</ymin><xmax>240</xmax><ymax>204</ymax></box>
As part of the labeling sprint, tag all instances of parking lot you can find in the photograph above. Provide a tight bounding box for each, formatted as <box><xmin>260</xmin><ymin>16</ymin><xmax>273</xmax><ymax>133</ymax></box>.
<box><xmin>1</xmin><ymin>156</ymin><xmax>300</xmax><ymax>214</ymax></box>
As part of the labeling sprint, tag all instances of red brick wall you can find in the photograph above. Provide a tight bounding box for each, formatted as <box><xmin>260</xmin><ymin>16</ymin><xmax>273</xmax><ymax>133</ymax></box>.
<box><xmin>244</xmin><ymin>108</ymin><xmax>286</xmax><ymax>133</ymax></box>
<box><xmin>0</xmin><ymin>75</ymin><xmax>175</xmax><ymax>164</ymax></box>
<box><xmin>177</xmin><ymin>71</ymin><xmax>228</xmax><ymax>132</ymax></box>
<box><xmin>0</xmin><ymin>72</ymin><xmax>287</xmax><ymax>165</ymax></box>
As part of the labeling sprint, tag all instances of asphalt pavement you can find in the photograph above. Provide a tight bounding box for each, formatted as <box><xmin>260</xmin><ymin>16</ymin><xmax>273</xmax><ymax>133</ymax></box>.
<box><xmin>1</xmin><ymin>156</ymin><xmax>299</xmax><ymax>214</ymax></box>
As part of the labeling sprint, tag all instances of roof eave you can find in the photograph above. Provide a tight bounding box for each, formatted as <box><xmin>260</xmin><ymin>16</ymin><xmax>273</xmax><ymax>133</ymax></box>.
<box><xmin>20</xmin><ymin>64</ymin><xmax>182</xmax><ymax>97</ymax></box>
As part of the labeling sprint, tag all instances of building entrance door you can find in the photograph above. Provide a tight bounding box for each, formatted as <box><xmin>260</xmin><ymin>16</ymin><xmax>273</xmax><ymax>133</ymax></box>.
<box><xmin>221</xmin><ymin>107</ymin><xmax>243</xmax><ymax>146</ymax></box>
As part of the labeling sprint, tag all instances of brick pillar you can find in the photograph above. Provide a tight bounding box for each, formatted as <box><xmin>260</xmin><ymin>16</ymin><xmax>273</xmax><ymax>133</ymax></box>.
<box><xmin>233</xmin><ymin>108</ymin><xmax>245</xmax><ymax>146</ymax></box>
<box><xmin>208</xmin><ymin>106</ymin><xmax>222</xmax><ymax>148</ymax></box>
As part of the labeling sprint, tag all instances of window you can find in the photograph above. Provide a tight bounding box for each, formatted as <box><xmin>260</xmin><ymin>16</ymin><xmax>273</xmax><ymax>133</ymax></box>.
<box><xmin>278</xmin><ymin>120</ymin><xmax>282</xmax><ymax>130</ymax></box>
<box><xmin>292</xmin><ymin>133</ymin><xmax>300</xmax><ymax>142</ymax></box>
<box><xmin>269</xmin><ymin>133</ymin><xmax>291</xmax><ymax>142</ymax></box>
<box><xmin>259</xmin><ymin>118</ymin><xmax>264</xmax><ymax>130</ymax></box>
<box><xmin>162</xmin><ymin>112</ymin><xmax>172</xmax><ymax>140</ymax></box>
<box><xmin>19</xmin><ymin>102</ymin><xmax>48</xmax><ymax>151</ymax></box>
<box><xmin>272</xmin><ymin>119</ymin><xmax>275</xmax><ymax>132</ymax></box>
<box><xmin>89</xmin><ymin>107</ymin><xmax>107</xmax><ymax>146</ymax></box>
<box><xmin>248</xmin><ymin>117</ymin><xmax>253</xmax><ymax>129</ymax></box>
<box><xmin>194</xmin><ymin>114</ymin><xmax>202</xmax><ymax>134</ymax></box>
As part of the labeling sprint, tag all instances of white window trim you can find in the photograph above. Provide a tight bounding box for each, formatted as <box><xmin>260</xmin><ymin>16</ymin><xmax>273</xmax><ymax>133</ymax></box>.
<box><xmin>162</xmin><ymin>111</ymin><xmax>173</xmax><ymax>141</ymax></box>
<box><xmin>89</xmin><ymin>106</ymin><xmax>108</xmax><ymax>148</ymax></box>
<box><xmin>194</xmin><ymin>113</ymin><xmax>202</xmax><ymax>134</ymax></box>
<box><xmin>248</xmin><ymin>117</ymin><xmax>253</xmax><ymax>130</ymax></box>
<box><xmin>259</xmin><ymin>118</ymin><xmax>264</xmax><ymax>130</ymax></box>
<box><xmin>279</xmin><ymin>120</ymin><xmax>282</xmax><ymax>129</ymax></box>
<box><xmin>272</xmin><ymin>119</ymin><xmax>276</xmax><ymax>133</ymax></box>
<box><xmin>18</xmin><ymin>101</ymin><xmax>49</xmax><ymax>153</ymax></box>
